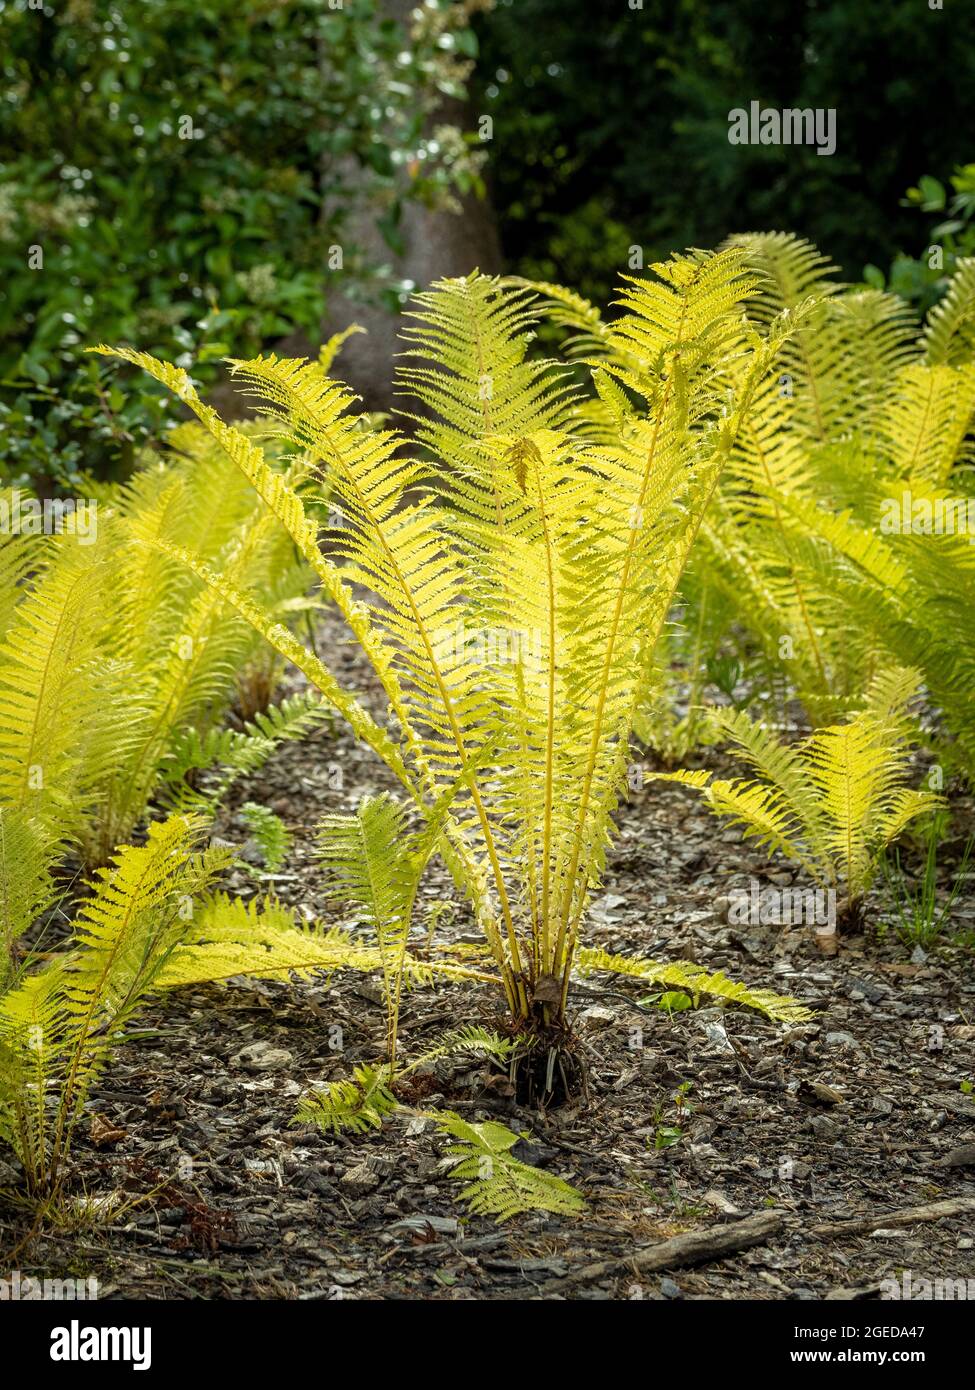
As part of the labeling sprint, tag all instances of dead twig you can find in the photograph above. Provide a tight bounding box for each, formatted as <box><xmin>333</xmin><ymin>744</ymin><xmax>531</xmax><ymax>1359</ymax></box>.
<box><xmin>543</xmin><ymin>1208</ymin><xmax>785</xmax><ymax>1292</ymax></box>
<box><xmin>809</xmin><ymin>1196</ymin><xmax>975</xmax><ymax>1238</ymax></box>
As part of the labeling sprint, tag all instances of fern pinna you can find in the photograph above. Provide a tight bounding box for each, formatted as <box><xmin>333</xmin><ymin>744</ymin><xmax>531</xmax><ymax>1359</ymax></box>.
<box><xmin>95</xmin><ymin>249</ymin><xmax>807</xmax><ymax>1096</ymax></box>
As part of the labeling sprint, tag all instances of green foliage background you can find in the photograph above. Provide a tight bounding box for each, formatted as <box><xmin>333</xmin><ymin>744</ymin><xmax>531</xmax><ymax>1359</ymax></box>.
<box><xmin>0</xmin><ymin>0</ymin><xmax>482</xmax><ymax>484</ymax></box>
<box><xmin>2</xmin><ymin>0</ymin><xmax>974</xmax><ymax>486</ymax></box>
<box><xmin>474</xmin><ymin>0</ymin><xmax>975</xmax><ymax>305</ymax></box>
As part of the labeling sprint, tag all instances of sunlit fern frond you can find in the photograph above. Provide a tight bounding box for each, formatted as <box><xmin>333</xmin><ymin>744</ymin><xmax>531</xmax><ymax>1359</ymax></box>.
<box><xmin>507</xmin><ymin>277</ymin><xmax>616</xmax><ymax>360</ymax></box>
<box><xmin>922</xmin><ymin>256</ymin><xmax>975</xmax><ymax>365</ymax></box>
<box><xmin>575</xmin><ymin>947</ymin><xmax>815</xmax><ymax>1023</ymax></box>
<box><xmin>318</xmin><ymin>792</ymin><xmax>447</xmax><ymax>1064</ymax></box>
<box><xmin>883</xmin><ymin>361</ymin><xmax>975</xmax><ymax>485</ymax></box>
<box><xmin>396</xmin><ymin>271</ymin><xmax>578</xmax><ymax>479</ymax></box>
<box><xmin>155</xmin><ymin>892</ymin><xmax>379</xmax><ymax>987</ymax></box>
<box><xmin>803</xmin><ymin>699</ymin><xmax>939</xmax><ymax>897</ymax></box>
<box><xmin>605</xmin><ymin>246</ymin><xmax>760</xmax><ymax>400</ymax></box>
<box><xmin>427</xmin><ymin>1110</ymin><xmax>586</xmax><ymax>1222</ymax></box>
<box><xmin>713</xmin><ymin>708</ymin><xmax>833</xmax><ymax>861</ymax></box>
<box><xmin>318</xmin><ymin>794</ymin><xmax>414</xmax><ymax>945</ymax></box>
<box><xmin>653</xmin><ymin>687</ymin><xmax>940</xmax><ymax>905</ymax></box>
<box><xmin>0</xmin><ymin>805</ymin><xmax>58</xmax><ymax>985</ymax></box>
<box><xmin>294</xmin><ymin>1063</ymin><xmax>398</xmax><ymax>1136</ymax></box>
<box><xmin>0</xmin><ymin>489</ymin><xmax>49</xmax><ymax>645</ymax></box>
<box><xmin>776</xmin><ymin>487</ymin><xmax>975</xmax><ymax>779</ymax></box>
<box><xmin>123</xmin><ymin>535</ymin><xmax>416</xmax><ymax>794</ymax></box>
<box><xmin>63</xmin><ymin>814</ymin><xmax>224</xmax><ymax>1029</ymax></box>
<box><xmin>0</xmin><ymin>813</ymin><xmax>224</xmax><ymax>1192</ymax></box>
<box><xmin>0</xmin><ymin>541</ymin><xmax>118</xmax><ymax>831</ymax></box>
<box><xmin>728</xmin><ymin>231</ymin><xmax>840</xmax><ymax>322</ymax></box>
<box><xmin>154</xmin><ymin>888</ymin><xmax>492</xmax><ymax>993</ymax></box>
<box><xmin>647</xmin><ymin>767</ymin><xmax>818</xmax><ymax>875</ymax></box>
<box><xmin>79</xmin><ymin>508</ymin><xmax>290</xmax><ymax>863</ymax></box>
<box><xmin>729</xmin><ymin>233</ymin><xmax>914</xmax><ymax>446</ymax></box>
<box><xmin>0</xmin><ymin>960</ymin><xmax>68</xmax><ymax>1188</ymax></box>
<box><xmin>225</xmin><ymin>354</ymin><xmax>497</xmax><ymax>800</ymax></box>
<box><xmin>316</xmin><ymin>322</ymin><xmax>366</xmax><ymax>375</ymax></box>
<box><xmin>862</xmin><ymin>665</ymin><xmax>925</xmax><ymax>731</ymax></box>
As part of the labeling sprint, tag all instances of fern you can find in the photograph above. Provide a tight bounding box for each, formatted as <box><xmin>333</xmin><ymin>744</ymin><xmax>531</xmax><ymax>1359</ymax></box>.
<box><xmin>294</xmin><ymin>1064</ymin><xmax>398</xmax><ymax>1136</ymax></box>
<box><xmin>0</xmin><ymin>806</ymin><xmax>57</xmax><ymax>987</ymax></box>
<box><xmin>650</xmin><ymin>677</ymin><xmax>941</xmax><ymax>931</ymax></box>
<box><xmin>239</xmin><ymin>802</ymin><xmax>290</xmax><ymax>873</ymax></box>
<box><xmin>427</xmin><ymin>1111</ymin><xmax>586</xmax><ymax>1222</ymax></box>
<box><xmin>409</xmin><ymin>1025</ymin><xmax>515</xmax><ymax>1071</ymax></box>
<box><xmin>293</xmin><ymin>1028</ymin><xmax>511</xmax><ymax>1141</ymax></box>
<box><xmin>317</xmin><ymin>795</ymin><xmax>416</xmax><ymax>1066</ymax></box>
<box><xmin>94</xmin><ymin>249</ymin><xmax>800</xmax><ymax>1084</ymax></box>
<box><xmin>576</xmin><ymin>947</ymin><xmax>814</xmax><ymax>1023</ymax></box>
<box><xmin>161</xmin><ymin>690</ymin><xmax>332</xmax><ymax>803</ymax></box>
<box><xmin>152</xmin><ymin>891</ymin><xmax>492</xmax><ymax>992</ymax></box>
<box><xmin>0</xmin><ymin>814</ymin><xmax>228</xmax><ymax>1195</ymax></box>
<box><xmin>653</xmin><ymin>239</ymin><xmax>975</xmax><ymax>767</ymax></box>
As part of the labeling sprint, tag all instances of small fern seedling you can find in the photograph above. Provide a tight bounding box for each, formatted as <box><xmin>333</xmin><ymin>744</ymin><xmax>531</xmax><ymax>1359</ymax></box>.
<box><xmin>650</xmin><ymin>671</ymin><xmax>941</xmax><ymax>937</ymax></box>
<box><xmin>426</xmin><ymin>1111</ymin><xmax>587</xmax><ymax>1222</ymax></box>
<box><xmin>239</xmin><ymin>801</ymin><xmax>291</xmax><ymax>873</ymax></box>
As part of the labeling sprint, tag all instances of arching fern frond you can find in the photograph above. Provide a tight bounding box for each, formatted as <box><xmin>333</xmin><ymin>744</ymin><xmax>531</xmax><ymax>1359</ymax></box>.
<box><xmin>922</xmin><ymin>256</ymin><xmax>975</xmax><ymax>365</ymax></box>
<box><xmin>576</xmin><ymin>948</ymin><xmax>814</xmax><ymax>1023</ymax></box>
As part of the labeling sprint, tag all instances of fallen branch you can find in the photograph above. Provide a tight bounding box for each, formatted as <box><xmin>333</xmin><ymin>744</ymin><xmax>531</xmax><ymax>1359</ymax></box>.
<box><xmin>810</xmin><ymin>1196</ymin><xmax>975</xmax><ymax>1238</ymax></box>
<box><xmin>543</xmin><ymin>1209</ymin><xmax>785</xmax><ymax>1293</ymax></box>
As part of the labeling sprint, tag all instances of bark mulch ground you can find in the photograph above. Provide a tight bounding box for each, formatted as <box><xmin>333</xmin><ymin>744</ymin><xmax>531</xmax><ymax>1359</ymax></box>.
<box><xmin>3</xmin><ymin>613</ymin><xmax>974</xmax><ymax>1300</ymax></box>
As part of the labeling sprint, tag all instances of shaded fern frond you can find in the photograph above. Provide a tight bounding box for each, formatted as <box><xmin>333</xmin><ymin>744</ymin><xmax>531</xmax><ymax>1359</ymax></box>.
<box><xmin>408</xmin><ymin>1026</ymin><xmax>515</xmax><ymax>1072</ymax></box>
<box><xmin>239</xmin><ymin>803</ymin><xmax>290</xmax><ymax>872</ymax></box>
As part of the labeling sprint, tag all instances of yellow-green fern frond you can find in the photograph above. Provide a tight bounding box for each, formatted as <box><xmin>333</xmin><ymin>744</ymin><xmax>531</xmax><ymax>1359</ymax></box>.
<box><xmin>883</xmin><ymin>361</ymin><xmax>975</xmax><ymax>485</ymax></box>
<box><xmin>396</xmin><ymin>271</ymin><xmax>577</xmax><ymax>479</ymax></box>
<box><xmin>0</xmin><ymin>489</ymin><xmax>47</xmax><ymax>644</ymax></box>
<box><xmin>648</xmin><ymin>767</ymin><xmax>818</xmax><ymax>875</ymax></box>
<box><xmin>427</xmin><ymin>1111</ymin><xmax>586</xmax><ymax>1222</ymax></box>
<box><xmin>294</xmin><ymin>1064</ymin><xmax>397</xmax><ymax>1136</ymax></box>
<box><xmin>576</xmin><ymin>948</ymin><xmax>814</xmax><ymax>1023</ymax></box>
<box><xmin>653</xmin><ymin>690</ymin><xmax>942</xmax><ymax>911</ymax></box>
<box><xmin>0</xmin><ymin>542</ymin><xmax>121</xmax><ymax>829</ymax></box>
<box><xmin>922</xmin><ymin>257</ymin><xmax>975</xmax><ymax>366</ymax></box>
<box><xmin>156</xmin><ymin>892</ymin><xmax>378</xmax><ymax>987</ymax></box>
<box><xmin>0</xmin><ymin>806</ymin><xmax>57</xmax><ymax>984</ymax></box>
<box><xmin>0</xmin><ymin>813</ymin><xmax>225</xmax><ymax>1193</ymax></box>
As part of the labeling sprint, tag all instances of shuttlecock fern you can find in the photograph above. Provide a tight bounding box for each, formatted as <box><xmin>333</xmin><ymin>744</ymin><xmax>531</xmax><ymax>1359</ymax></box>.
<box><xmin>650</xmin><ymin>672</ymin><xmax>941</xmax><ymax>932</ymax></box>
<box><xmin>93</xmin><ymin>249</ymin><xmax>801</xmax><ymax>1095</ymax></box>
